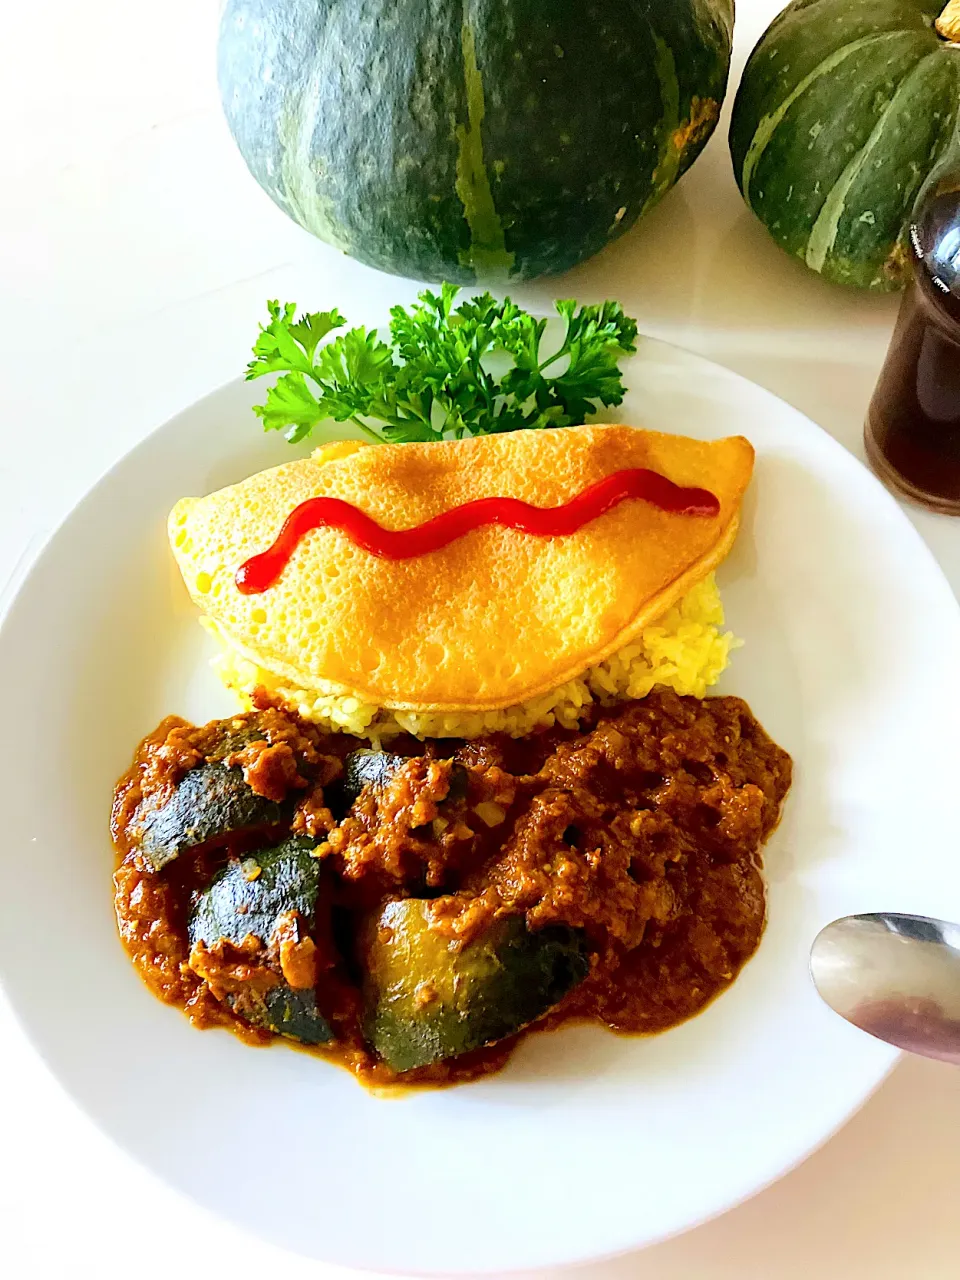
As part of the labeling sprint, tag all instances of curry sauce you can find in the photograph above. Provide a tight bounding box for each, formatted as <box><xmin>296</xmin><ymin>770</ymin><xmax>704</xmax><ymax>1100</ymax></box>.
<box><xmin>112</xmin><ymin>688</ymin><xmax>791</xmax><ymax>1088</ymax></box>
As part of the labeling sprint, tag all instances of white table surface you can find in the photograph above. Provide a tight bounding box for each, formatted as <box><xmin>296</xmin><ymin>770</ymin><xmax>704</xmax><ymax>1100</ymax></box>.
<box><xmin>2</xmin><ymin>2</ymin><xmax>959</xmax><ymax>1276</ymax></box>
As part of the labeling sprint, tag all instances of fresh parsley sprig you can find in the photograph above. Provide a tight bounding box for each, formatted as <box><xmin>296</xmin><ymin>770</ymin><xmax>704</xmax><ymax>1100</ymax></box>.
<box><xmin>246</xmin><ymin>283</ymin><xmax>638</xmax><ymax>445</ymax></box>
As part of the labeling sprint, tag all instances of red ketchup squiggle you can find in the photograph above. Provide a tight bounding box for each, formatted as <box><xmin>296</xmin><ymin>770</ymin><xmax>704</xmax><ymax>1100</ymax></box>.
<box><xmin>235</xmin><ymin>467</ymin><xmax>720</xmax><ymax>595</ymax></box>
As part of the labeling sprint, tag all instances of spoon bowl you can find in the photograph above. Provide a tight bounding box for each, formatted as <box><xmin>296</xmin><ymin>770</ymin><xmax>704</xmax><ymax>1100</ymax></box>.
<box><xmin>810</xmin><ymin>913</ymin><xmax>960</xmax><ymax>1065</ymax></box>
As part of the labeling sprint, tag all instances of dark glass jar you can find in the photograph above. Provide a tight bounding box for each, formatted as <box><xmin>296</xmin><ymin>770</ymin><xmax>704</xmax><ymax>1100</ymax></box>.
<box><xmin>864</xmin><ymin>161</ymin><xmax>960</xmax><ymax>513</ymax></box>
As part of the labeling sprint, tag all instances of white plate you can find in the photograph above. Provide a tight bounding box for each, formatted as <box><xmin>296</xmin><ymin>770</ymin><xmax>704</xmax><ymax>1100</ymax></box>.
<box><xmin>1</xmin><ymin>338</ymin><xmax>959</xmax><ymax>1275</ymax></box>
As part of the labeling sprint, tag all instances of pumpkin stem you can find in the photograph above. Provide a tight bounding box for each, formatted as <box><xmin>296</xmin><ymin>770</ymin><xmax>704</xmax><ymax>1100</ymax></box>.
<box><xmin>937</xmin><ymin>0</ymin><xmax>960</xmax><ymax>41</ymax></box>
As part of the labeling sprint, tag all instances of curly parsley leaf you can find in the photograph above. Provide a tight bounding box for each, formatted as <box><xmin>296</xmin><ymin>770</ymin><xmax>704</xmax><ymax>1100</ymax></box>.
<box><xmin>247</xmin><ymin>302</ymin><xmax>347</xmax><ymax>381</ymax></box>
<box><xmin>252</xmin><ymin>373</ymin><xmax>324</xmax><ymax>443</ymax></box>
<box><xmin>246</xmin><ymin>287</ymin><xmax>638</xmax><ymax>444</ymax></box>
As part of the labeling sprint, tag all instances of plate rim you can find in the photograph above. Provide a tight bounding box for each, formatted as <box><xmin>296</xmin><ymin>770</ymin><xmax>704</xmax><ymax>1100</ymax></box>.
<box><xmin>1</xmin><ymin>332</ymin><xmax>955</xmax><ymax>1273</ymax></box>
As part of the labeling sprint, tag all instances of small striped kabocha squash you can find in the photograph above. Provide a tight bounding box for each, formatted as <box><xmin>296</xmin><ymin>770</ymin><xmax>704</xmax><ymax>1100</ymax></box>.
<box><xmin>730</xmin><ymin>0</ymin><xmax>960</xmax><ymax>291</ymax></box>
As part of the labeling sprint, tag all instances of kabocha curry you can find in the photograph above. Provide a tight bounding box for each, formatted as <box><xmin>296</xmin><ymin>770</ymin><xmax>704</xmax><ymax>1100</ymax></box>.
<box><xmin>113</xmin><ymin>690</ymin><xmax>790</xmax><ymax>1086</ymax></box>
<box><xmin>112</xmin><ymin>415</ymin><xmax>791</xmax><ymax>1086</ymax></box>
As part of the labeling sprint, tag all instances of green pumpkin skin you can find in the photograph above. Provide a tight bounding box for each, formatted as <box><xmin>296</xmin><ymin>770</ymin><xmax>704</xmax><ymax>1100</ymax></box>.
<box><xmin>730</xmin><ymin>0</ymin><xmax>960</xmax><ymax>291</ymax></box>
<box><xmin>138</xmin><ymin>763</ymin><xmax>292</xmax><ymax>872</ymax></box>
<box><xmin>189</xmin><ymin>836</ymin><xmax>334</xmax><ymax>1046</ymax></box>
<box><xmin>363</xmin><ymin>901</ymin><xmax>590</xmax><ymax>1071</ymax></box>
<box><xmin>217</xmin><ymin>0</ymin><xmax>735</xmax><ymax>283</ymax></box>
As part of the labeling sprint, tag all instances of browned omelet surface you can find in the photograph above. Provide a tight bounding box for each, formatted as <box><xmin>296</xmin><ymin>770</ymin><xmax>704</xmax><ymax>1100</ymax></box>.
<box><xmin>170</xmin><ymin>425</ymin><xmax>753</xmax><ymax>711</ymax></box>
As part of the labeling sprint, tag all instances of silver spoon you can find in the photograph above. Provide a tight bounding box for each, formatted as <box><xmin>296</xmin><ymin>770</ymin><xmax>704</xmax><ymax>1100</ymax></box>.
<box><xmin>810</xmin><ymin>913</ymin><xmax>960</xmax><ymax>1065</ymax></box>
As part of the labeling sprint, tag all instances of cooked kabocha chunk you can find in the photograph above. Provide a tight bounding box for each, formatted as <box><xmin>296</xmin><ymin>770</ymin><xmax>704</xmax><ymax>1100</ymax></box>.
<box><xmin>338</xmin><ymin>749</ymin><xmax>407</xmax><ymax>812</ymax></box>
<box><xmin>189</xmin><ymin>835</ymin><xmax>333</xmax><ymax>1044</ymax></box>
<box><xmin>138</xmin><ymin>762</ymin><xmax>293</xmax><ymax>872</ymax></box>
<box><xmin>363</xmin><ymin>901</ymin><xmax>589</xmax><ymax>1071</ymax></box>
<box><xmin>250</xmin><ymin>984</ymin><xmax>330</xmax><ymax>1044</ymax></box>
<box><xmin>335</xmin><ymin>748</ymin><xmax>468</xmax><ymax>818</ymax></box>
<box><xmin>190</xmin><ymin>834</ymin><xmax>320</xmax><ymax>944</ymax></box>
<box><xmin>443</xmin><ymin>763</ymin><xmax>468</xmax><ymax>804</ymax></box>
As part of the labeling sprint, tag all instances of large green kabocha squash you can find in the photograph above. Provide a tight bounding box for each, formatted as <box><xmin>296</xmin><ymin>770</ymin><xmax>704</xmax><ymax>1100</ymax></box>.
<box><xmin>218</xmin><ymin>0</ymin><xmax>735</xmax><ymax>283</ymax></box>
<box><xmin>730</xmin><ymin>0</ymin><xmax>960</xmax><ymax>291</ymax></box>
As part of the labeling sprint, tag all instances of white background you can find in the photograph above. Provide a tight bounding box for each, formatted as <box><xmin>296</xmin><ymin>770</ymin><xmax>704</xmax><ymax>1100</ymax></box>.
<box><xmin>1</xmin><ymin>1</ymin><xmax>958</xmax><ymax>1276</ymax></box>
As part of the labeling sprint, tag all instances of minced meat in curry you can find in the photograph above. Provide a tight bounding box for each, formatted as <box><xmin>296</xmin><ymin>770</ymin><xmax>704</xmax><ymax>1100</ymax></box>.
<box><xmin>112</xmin><ymin>687</ymin><xmax>791</xmax><ymax>1088</ymax></box>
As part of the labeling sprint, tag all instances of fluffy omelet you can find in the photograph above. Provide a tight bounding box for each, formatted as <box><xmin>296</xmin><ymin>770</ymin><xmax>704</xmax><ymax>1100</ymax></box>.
<box><xmin>170</xmin><ymin>425</ymin><xmax>753</xmax><ymax>738</ymax></box>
